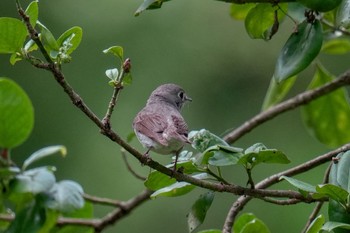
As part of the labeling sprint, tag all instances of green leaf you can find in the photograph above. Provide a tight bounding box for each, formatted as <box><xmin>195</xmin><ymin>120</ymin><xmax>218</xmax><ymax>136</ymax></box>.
<box><xmin>201</xmin><ymin>145</ymin><xmax>243</xmax><ymax>166</ymax></box>
<box><xmin>187</xmin><ymin>191</ymin><xmax>215</xmax><ymax>233</ymax></box>
<box><xmin>56</xmin><ymin>26</ymin><xmax>83</xmax><ymax>55</ymax></box>
<box><xmin>274</xmin><ymin>20</ymin><xmax>323</xmax><ymax>82</ymax></box>
<box><xmin>305</xmin><ymin>215</ymin><xmax>325</xmax><ymax>233</ymax></box>
<box><xmin>6</xmin><ymin>199</ymin><xmax>46</xmax><ymax>233</ymax></box>
<box><xmin>25</xmin><ymin>1</ymin><xmax>39</xmax><ymax>28</ymax></box>
<box><xmin>144</xmin><ymin>170</ymin><xmax>177</xmax><ymax>191</ymax></box>
<box><xmin>322</xmin><ymin>39</ymin><xmax>350</xmax><ymax>55</ymax></box>
<box><xmin>301</xmin><ymin>64</ymin><xmax>350</xmax><ymax>147</ymax></box>
<box><xmin>317</xmin><ymin>184</ymin><xmax>349</xmax><ymax>204</ymax></box>
<box><xmin>280</xmin><ymin>176</ymin><xmax>317</xmax><ymax>193</ymax></box>
<box><xmin>188</xmin><ymin>129</ymin><xmax>231</xmax><ymax>153</ymax></box>
<box><xmin>46</xmin><ymin>180</ymin><xmax>84</xmax><ymax>213</ymax></box>
<box><xmin>322</xmin><ymin>221</ymin><xmax>350</xmax><ymax>232</ymax></box>
<box><xmin>135</xmin><ymin>0</ymin><xmax>164</xmax><ymax>16</ymax></box>
<box><xmin>103</xmin><ymin>46</ymin><xmax>124</xmax><ymax>61</ymax></box>
<box><xmin>336</xmin><ymin>0</ymin><xmax>350</xmax><ymax>29</ymax></box>
<box><xmin>22</xmin><ymin>145</ymin><xmax>67</xmax><ymax>170</ymax></box>
<box><xmin>0</xmin><ymin>18</ymin><xmax>27</xmax><ymax>54</ymax></box>
<box><xmin>230</xmin><ymin>3</ymin><xmax>255</xmax><ymax>20</ymax></box>
<box><xmin>234</xmin><ymin>213</ymin><xmax>270</xmax><ymax>233</ymax></box>
<box><xmin>150</xmin><ymin>173</ymin><xmax>210</xmax><ymax>198</ymax></box>
<box><xmin>11</xmin><ymin>167</ymin><xmax>56</xmax><ymax>194</ymax></box>
<box><xmin>238</xmin><ymin>143</ymin><xmax>290</xmax><ymax>169</ymax></box>
<box><xmin>0</xmin><ymin>78</ymin><xmax>34</xmax><ymax>148</ymax></box>
<box><xmin>37</xmin><ymin>22</ymin><xmax>59</xmax><ymax>54</ymax></box>
<box><xmin>105</xmin><ymin>68</ymin><xmax>119</xmax><ymax>80</ymax></box>
<box><xmin>262</xmin><ymin>75</ymin><xmax>296</xmax><ymax>111</ymax></box>
<box><xmin>122</xmin><ymin>73</ymin><xmax>133</xmax><ymax>85</ymax></box>
<box><xmin>245</xmin><ymin>4</ymin><xmax>286</xmax><ymax>40</ymax></box>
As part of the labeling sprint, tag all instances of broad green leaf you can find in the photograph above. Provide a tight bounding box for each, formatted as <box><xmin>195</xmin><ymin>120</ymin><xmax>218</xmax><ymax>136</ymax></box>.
<box><xmin>46</xmin><ymin>180</ymin><xmax>84</xmax><ymax>213</ymax></box>
<box><xmin>230</xmin><ymin>4</ymin><xmax>255</xmax><ymax>20</ymax></box>
<box><xmin>280</xmin><ymin>176</ymin><xmax>317</xmax><ymax>193</ymax></box>
<box><xmin>305</xmin><ymin>215</ymin><xmax>325</xmax><ymax>233</ymax></box>
<box><xmin>0</xmin><ymin>78</ymin><xmax>34</xmax><ymax>148</ymax></box>
<box><xmin>322</xmin><ymin>39</ymin><xmax>350</xmax><ymax>55</ymax></box>
<box><xmin>245</xmin><ymin>4</ymin><xmax>286</xmax><ymax>40</ymax></box>
<box><xmin>187</xmin><ymin>191</ymin><xmax>215</xmax><ymax>233</ymax></box>
<box><xmin>274</xmin><ymin>20</ymin><xmax>323</xmax><ymax>82</ymax></box>
<box><xmin>56</xmin><ymin>26</ymin><xmax>83</xmax><ymax>55</ymax></box>
<box><xmin>103</xmin><ymin>46</ymin><xmax>124</xmax><ymax>61</ymax></box>
<box><xmin>316</xmin><ymin>184</ymin><xmax>349</xmax><ymax>204</ymax></box>
<box><xmin>22</xmin><ymin>145</ymin><xmax>67</xmax><ymax>170</ymax></box>
<box><xmin>201</xmin><ymin>145</ymin><xmax>243</xmax><ymax>166</ymax></box>
<box><xmin>0</xmin><ymin>18</ymin><xmax>27</xmax><ymax>54</ymax></box>
<box><xmin>336</xmin><ymin>0</ymin><xmax>350</xmax><ymax>28</ymax></box>
<box><xmin>144</xmin><ymin>170</ymin><xmax>177</xmax><ymax>191</ymax></box>
<box><xmin>238</xmin><ymin>143</ymin><xmax>290</xmax><ymax>169</ymax></box>
<box><xmin>150</xmin><ymin>173</ymin><xmax>210</xmax><ymax>198</ymax></box>
<box><xmin>301</xmin><ymin>64</ymin><xmax>350</xmax><ymax>147</ymax></box>
<box><xmin>37</xmin><ymin>22</ymin><xmax>59</xmax><ymax>54</ymax></box>
<box><xmin>189</xmin><ymin>129</ymin><xmax>230</xmax><ymax>153</ymax></box>
<box><xmin>105</xmin><ymin>68</ymin><xmax>119</xmax><ymax>80</ymax></box>
<box><xmin>262</xmin><ymin>75</ymin><xmax>296</xmax><ymax>111</ymax></box>
<box><xmin>328</xmin><ymin>151</ymin><xmax>350</xmax><ymax>231</ymax></box>
<box><xmin>11</xmin><ymin>167</ymin><xmax>56</xmax><ymax>194</ymax></box>
<box><xmin>6</xmin><ymin>199</ymin><xmax>46</xmax><ymax>233</ymax></box>
<box><xmin>25</xmin><ymin>1</ymin><xmax>39</xmax><ymax>27</ymax></box>
<box><xmin>322</xmin><ymin>221</ymin><xmax>350</xmax><ymax>232</ymax></box>
<box><xmin>234</xmin><ymin>213</ymin><xmax>270</xmax><ymax>233</ymax></box>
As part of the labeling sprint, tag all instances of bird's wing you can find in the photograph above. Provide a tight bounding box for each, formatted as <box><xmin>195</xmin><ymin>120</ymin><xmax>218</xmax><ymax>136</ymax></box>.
<box><xmin>133</xmin><ymin>111</ymin><xmax>169</xmax><ymax>146</ymax></box>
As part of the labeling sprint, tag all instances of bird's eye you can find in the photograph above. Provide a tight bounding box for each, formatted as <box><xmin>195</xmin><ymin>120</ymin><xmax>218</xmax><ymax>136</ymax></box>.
<box><xmin>178</xmin><ymin>91</ymin><xmax>184</xmax><ymax>100</ymax></box>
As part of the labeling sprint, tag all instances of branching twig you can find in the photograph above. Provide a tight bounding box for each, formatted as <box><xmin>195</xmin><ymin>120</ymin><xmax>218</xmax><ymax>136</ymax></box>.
<box><xmin>121</xmin><ymin>148</ymin><xmax>146</xmax><ymax>181</ymax></box>
<box><xmin>222</xmin><ymin>143</ymin><xmax>350</xmax><ymax>233</ymax></box>
<box><xmin>83</xmin><ymin>193</ymin><xmax>124</xmax><ymax>208</ymax></box>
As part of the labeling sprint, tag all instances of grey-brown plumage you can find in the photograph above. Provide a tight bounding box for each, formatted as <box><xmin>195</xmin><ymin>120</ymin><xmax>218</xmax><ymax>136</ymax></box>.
<box><xmin>133</xmin><ymin>83</ymin><xmax>192</xmax><ymax>171</ymax></box>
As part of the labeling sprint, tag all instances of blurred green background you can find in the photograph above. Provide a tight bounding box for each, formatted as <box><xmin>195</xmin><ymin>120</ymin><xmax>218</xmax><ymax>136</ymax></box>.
<box><xmin>1</xmin><ymin>0</ymin><xmax>349</xmax><ymax>232</ymax></box>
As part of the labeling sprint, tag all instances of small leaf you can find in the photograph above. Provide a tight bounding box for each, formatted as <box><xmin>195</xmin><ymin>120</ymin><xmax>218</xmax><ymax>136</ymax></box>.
<box><xmin>25</xmin><ymin>1</ymin><xmax>39</xmax><ymax>27</ymax></box>
<box><xmin>11</xmin><ymin>167</ymin><xmax>56</xmax><ymax>194</ymax></box>
<box><xmin>262</xmin><ymin>75</ymin><xmax>296</xmax><ymax>111</ymax></box>
<box><xmin>135</xmin><ymin>0</ymin><xmax>161</xmax><ymax>16</ymax></box>
<box><xmin>105</xmin><ymin>68</ymin><xmax>119</xmax><ymax>80</ymax></box>
<box><xmin>234</xmin><ymin>213</ymin><xmax>271</xmax><ymax>233</ymax></box>
<box><xmin>336</xmin><ymin>0</ymin><xmax>350</xmax><ymax>29</ymax></box>
<box><xmin>103</xmin><ymin>46</ymin><xmax>124</xmax><ymax>61</ymax></box>
<box><xmin>316</xmin><ymin>184</ymin><xmax>349</xmax><ymax>205</ymax></box>
<box><xmin>322</xmin><ymin>39</ymin><xmax>350</xmax><ymax>55</ymax></box>
<box><xmin>144</xmin><ymin>170</ymin><xmax>177</xmax><ymax>191</ymax></box>
<box><xmin>245</xmin><ymin>4</ymin><xmax>286</xmax><ymax>40</ymax></box>
<box><xmin>22</xmin><ymin>145</ymin><xmax>67</xmax><ymax>170</ymax></box>
<box><xmin>274</xmin><ymin>20</ymin><xmax>323</xmax><ymax>82</ymax></box>
<box><xmin>301</xmin><ymin>64</ymin><xmax>350</xmax><ymax>147</ymax></box>
<box><xmin>230</xmin><ymin>3</ymin><xmax>255</xmax><ymax>20</ymax></box>
<box><xmin>122</xmin><ymin>73</ymin><xmax>133</xmax><ymax>85</ymax></box>
<box><xmin>0</xmin><ymin>78</ymin><xmax>34</xmax><ymax>148</ymax></box>
<box><xmin>280</xmin><ymin>176</ymin><xmax>317</xmax><ymax>193</ymax></box>
<box><xmin>188</xmin><ymin>129</ymin><xmax>230</xmax><ymax>152</ymax></box>
<box><xmin>187</xmin><ymin>191</ymin><xmax>215</xmax><ymax>233</ymax></box>
<box><xmin>56</xmin><ymin>26</ymin><xmax>83</xmax><ymax>55</ymax></box>
<box><xmin>46</xmin><ymin>180</ymin><xmax>84</xmax><ymax>213</ymax></box>
<box><xmin>201</xmin><ymin>145</ymin><xmax>243</xmax><ymax>166</ymax></box>
<box><xmin>238</xmin><ymin>143</ymin><xmax>290</xmax><ymax>169</ymax></box>
<box><xmin>305</xmin><ymin>215</ymin><xmax>325</xmax><ymax>233</ymax></box>
<box><xmin>37</xmin><ymin>22</ymin><xmax>59</xmax><ymax>53</ymax></box>
<box><xmin>0</xmin><ymin>17</ymin><xmax>27</xmax><ymax>54</ymax></box>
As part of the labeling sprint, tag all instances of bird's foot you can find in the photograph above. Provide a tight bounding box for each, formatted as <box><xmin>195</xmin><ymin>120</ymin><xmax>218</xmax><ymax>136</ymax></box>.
<box><xmin>141</xmin><ymin>152</ymin><xmax>152</xmax><ymax>166</ymax></box>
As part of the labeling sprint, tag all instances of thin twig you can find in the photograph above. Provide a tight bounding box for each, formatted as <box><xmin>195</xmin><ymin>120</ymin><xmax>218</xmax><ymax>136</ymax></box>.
<box><xmin>223</xmin><ymin>70</ymin><xmax>350</xmax><ymax>144</ymax></box>
<box><xmin>121</xmin><ymin>148</ymin><xmax>146</xmax><ymax>181</ymax></box>
<box><xmin>83</xmin><ymin>193</ymin><xmax>124</xmax><ymax>208</ymax></box>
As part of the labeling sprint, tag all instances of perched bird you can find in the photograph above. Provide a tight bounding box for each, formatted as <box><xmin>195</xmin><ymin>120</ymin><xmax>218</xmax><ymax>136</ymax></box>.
<box><xmin>133</xmin><ymin>83</ymin><xmax>192</xmax><ymax>172</ymax></box>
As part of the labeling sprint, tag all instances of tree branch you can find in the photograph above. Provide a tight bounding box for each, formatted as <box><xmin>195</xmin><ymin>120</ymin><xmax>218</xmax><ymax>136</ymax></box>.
<box><xmin>223</xmin><ymin>70</ymin><xmax>350</xmax><ymax>144</ymax></box>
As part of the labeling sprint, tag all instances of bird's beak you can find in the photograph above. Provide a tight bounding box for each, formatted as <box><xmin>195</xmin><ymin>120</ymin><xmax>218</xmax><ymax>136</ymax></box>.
<box><xmin>185</xmin><ymin>95</ymin><xmax>192</xmax><ymax>102</ymax></box>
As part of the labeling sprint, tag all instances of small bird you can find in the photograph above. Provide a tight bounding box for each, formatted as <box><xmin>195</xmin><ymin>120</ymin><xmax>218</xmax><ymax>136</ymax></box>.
<box><xmin>133</xmin><ymin>83</ymin><xmax>192</xmax><ymax>172</ymax></box>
